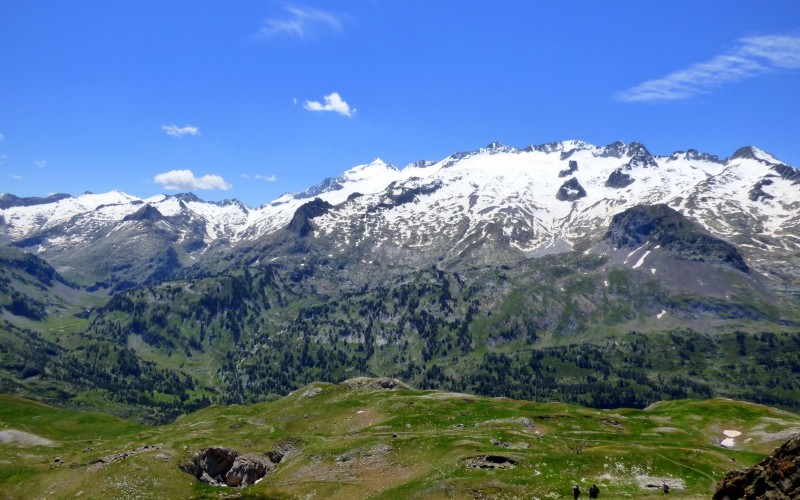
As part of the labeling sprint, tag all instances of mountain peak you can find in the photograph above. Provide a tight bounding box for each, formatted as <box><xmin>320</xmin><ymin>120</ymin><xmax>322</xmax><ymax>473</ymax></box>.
<box><xmin>479</xmin><ymin>142</ymin><xmax>517</xmax><ymax>154</ymax></box>
<box><xmin>122</xmin><ymin>204</ymin><xmax>165</xmax><ymax>222</ymax></box>
<box><xmin>598</xmin><ymin>141</ymin><xmax>627</xmax><ymax>158</ymax></box>
<box><xmin>0</xmin><ymin>193</ymin><xmax>72</xmax><ymax>210</ymax></box>
<box><xmin>729</xmin><ymin>146</ymin><xmax>779</xmax><ymax>164</ymax></box>
<box><xmin>404</xmin><ymin>160</ymin><xmax>436</xmax><ymax>170</ymax></box>
<box><xmin>341</xmin><ymin>158</ymin><xmax>399</xmax><ymax>181</ymax></box>
<box><xmin>169</xmin><ymin>192</ymin><xmax>203</xmax><ymax>203</ymax></box>
<box><xmin>605</xmin><ymin>204</ymin><xmax>748</xmax><ymax>272</ymax></box>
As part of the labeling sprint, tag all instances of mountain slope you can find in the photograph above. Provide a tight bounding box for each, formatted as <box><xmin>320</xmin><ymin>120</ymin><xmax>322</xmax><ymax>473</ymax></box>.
<box><xmin>1</xmin><ymin>139</ymin><xmax>799</xmax><ymax>424</ymax></box>
<box><xmin>1</xmin><ymin>141</ymin><xmax>797</xmax><ymax>292</ymax></box>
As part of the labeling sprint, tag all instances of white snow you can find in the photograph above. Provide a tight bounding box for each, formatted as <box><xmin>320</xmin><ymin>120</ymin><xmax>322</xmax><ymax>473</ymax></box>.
<box><xmin>631</xmin><ymin>250</ymin><xmax>651</xmax><ymax>269</ymax></box>
<box><xmin>2</xmin><ymin>141</ymin><xmax>797</xmax><ymax>267</ymax></box>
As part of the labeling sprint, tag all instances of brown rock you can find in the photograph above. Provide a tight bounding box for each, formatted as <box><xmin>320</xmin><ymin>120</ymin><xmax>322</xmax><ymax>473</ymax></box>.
<box><xmin>714</xmin><ymin>434</ymin><xmax>800</xmax><ymax>499</ymax></box>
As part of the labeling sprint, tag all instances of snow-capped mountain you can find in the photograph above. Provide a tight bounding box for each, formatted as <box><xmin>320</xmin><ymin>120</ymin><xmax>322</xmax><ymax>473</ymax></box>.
<box><xmin>1</xmin><ymin>140</ymin><xmax>798</xmax><ymax>290</ymax></box>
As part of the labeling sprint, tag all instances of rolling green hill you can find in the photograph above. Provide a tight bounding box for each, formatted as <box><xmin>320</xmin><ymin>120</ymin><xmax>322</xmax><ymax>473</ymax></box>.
<box><xmin>1</xmin><ymin>380</ymin><xmax>799</xmax><ymax>499</ymax></box>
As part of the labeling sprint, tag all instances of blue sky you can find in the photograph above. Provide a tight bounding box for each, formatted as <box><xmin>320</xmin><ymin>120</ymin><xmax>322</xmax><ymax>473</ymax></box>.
<box><xmin>1</xmin><ymin>1</ymin><xmax>799</xmax><ymax>206</ymax></box>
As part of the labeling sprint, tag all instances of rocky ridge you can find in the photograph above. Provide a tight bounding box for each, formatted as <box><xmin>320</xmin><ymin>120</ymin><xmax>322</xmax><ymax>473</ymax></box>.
<box><xmin>1</xmin><ymin>141</ymin><xmax>797</xmax><ymax>291</ymax></box>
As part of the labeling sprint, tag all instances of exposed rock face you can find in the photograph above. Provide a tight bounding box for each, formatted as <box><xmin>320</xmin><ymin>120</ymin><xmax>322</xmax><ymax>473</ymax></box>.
<box><xmin>749</xmin><ymin>179</ymin><xmax>775</xmax><ymax>202</ymax></box>
<box><xmin>625</xmin><ymin>142</ymin><xmax>658</xmax><ymax>169</ymax></box>
<box><xmin>373</xmin><ymin>180</ymin><xmax>443</xmax><ymax>210</ymax></box>
<box><xmin>605</xmin><ymin>168</ymin><xmax>635</xmax><ymax>188</ymax></box>
<box><xmin>180</xmin><ymin>443</ymin><xmax>294</xmax><ymax>487</ymax></box>
<box><xmin>266</xmin><ymin>442</ymin><xmax>296</xmax><ymax>464</ymax></box>
<box><xmin>558</xmin><ymin>160</ymin><xmax>579</xmax><ymax>178</ymax></box>
<box><xmin>772</xmin><ymin>163</ymin><xmax>800</xmax><ymax>184</ymax></box>
<box><xmin>714</xmin><ymin>434</ymin><xmax>800</xmax><ymax>499</ymax></box>
<box><xmin>225</xmin><ymin>455</ymin><xmax>272</xmax><ymax>487</ymax></box>
<box><xmin>0</xmin><ymin>193</ymin><xmax>71</xmax><ymax>209</ymax></box>
<box><xmin>555</xmin><ymin>177</ymin><xmax>587</xmax><ymax>201</ymax></box>
<box><xmin>122</xmin><ymin>204</ymin><xmax>165</xmax><ymax>222</ymax></box>
<box><xmin>287</xmin><ymin>198</ymin><xmax>334</xmax><ymax>237</ymax></box>
<box><xmin>605</xmin><ymin>204</ymin><xmax>749</xmax><ymax>272</ymax></box>
<box><xmin>180</xmin><ymin>447</ymin><xmax>239</xmax><ymax>486</ymax></box>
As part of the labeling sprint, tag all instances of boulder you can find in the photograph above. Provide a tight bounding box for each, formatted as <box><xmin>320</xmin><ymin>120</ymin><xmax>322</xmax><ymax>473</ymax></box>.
<box><xmin>714</xmin><ymin>434</ymin><xmax>800</xmax><ymax>499</ymax></box>
<box><xmin>225</xmin><ymin>455</ymin><xmax>272</xmax><ymax>487</ymax></box>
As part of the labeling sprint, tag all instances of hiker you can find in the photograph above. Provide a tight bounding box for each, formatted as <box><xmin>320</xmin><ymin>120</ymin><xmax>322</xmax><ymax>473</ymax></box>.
<box><xmin>589</xmin><ymin>484</ymin><xmax>600</xmax><ymax>498</ymax></box>
<box><xmin>573</xmin><ymin>484</ymin><xmax>581</xmax><ymax>499</ymax></box>
<box><xmin>663</xmin><ymin>483</ymin><xmax>670</xmax><ymax>494</ymax></box>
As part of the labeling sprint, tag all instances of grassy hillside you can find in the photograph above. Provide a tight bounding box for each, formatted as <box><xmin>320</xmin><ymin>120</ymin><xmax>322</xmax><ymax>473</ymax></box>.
<box><xmin>1</xmin><ymin>381</ymin><xmax>799</xmax><ymax>499</ymax></box>
<box><xmin>3</xmin><ymin>244</ymin><xmax>799</xmax><ymax>424</ymax></box>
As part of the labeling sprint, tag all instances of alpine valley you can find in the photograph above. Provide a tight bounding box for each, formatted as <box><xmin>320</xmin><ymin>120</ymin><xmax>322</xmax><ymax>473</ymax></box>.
<box><xmin>1</xmin><ymin>140</ymin><xmax>800</xmax><ymax>497</ymax></box>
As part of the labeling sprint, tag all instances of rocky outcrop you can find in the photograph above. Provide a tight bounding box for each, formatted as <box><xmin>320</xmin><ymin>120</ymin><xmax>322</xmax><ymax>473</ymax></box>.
<box><xmin>225</xmin><ymin>455</ymin><xmax>272</xmax><ymax>487</ymax></box>
<box><xmin>605</xmin><ymin>204</ymin><xmax>749</xmax><ymax>272</ymax></box>
<box><xmin>558</xmin><ymin>160</ymin><xmax>579</xmax><ymax>178</ymax></box>
<box><xmin>341</xmin><ymin>377</ymin><xmax>411</xmax><ymax>391</ymax></box>
<box><xmin>555</xmin><ymin>177</ymin><xmax>587</xmax><ymax>202</ymax></box>
<box><xmin>180</xmin><ymin>442</ymin><xmax>295</xmax><ymax>487</ymax></box>
<box><xmin>464</xmin><ymin>454</ymin><xmax>518</xmax><ymax>469</ymax></box>
<box><xmin>772</xmin><ymin>164</ymin><xmax>800</xmax><ymax>184</ymax></box>
<box><xmin>0</xmin><ymin>193</ymin><xmax>71</xmax><ymax>209</ymax></box>
<box><xmin>714</xmin><ymin>433</ymin><xmax>800</xmax><ymax>499</ymax></box>
<box><xmin>605</xmin><ymin>168</ymin><xmax>635</xmax><ymax>188</ymax></box>
<box><xmin>287</xmin><ymin>198</ymin><xmax>334</xmax><ymax>237</ymax></box>
<box><xmin>625</xmin><ymin>142</ymin><xmax>658</xmax><ymax>169</ymax></box>
<box><xmin>122</xmin><ymin>204</ymin><xmax>165</xmax><ymax>222</ymax></box>
<box><xmin>373</xmin><ymin>180</ymin><xmax>443</xmax><ymax>210</ymax></box>
<box><xmin>180</xmin><ymin>447</ymin><xmax>239</xmax><ymax>486</ymax></box>
<box><xmin>87</xmin><ymin>444</ymin><xmax>162</xmax><ymax>472</ymax></box>
<box><xmin>749</xmin><ymin>179</ymin><xmax>775</xmax><ymax>202</ymax></box>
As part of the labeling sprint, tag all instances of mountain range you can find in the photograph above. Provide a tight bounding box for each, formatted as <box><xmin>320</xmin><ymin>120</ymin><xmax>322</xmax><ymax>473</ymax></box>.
<box><xmin>1</xmin><ymin>139</ymin><xmax>799</xmax><ymax>423</ymax></box>
<box><xmin>2</xmin><ymin>140</ymin><xmax>798</xmax><ymax>293</ymax></box>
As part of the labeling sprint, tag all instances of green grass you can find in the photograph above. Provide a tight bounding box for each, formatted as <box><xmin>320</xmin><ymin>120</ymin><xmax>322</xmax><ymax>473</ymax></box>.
<box><xmin>2</xmin><ymin>382</ymin><xmax>799</xmax><ymax>499</ymax></box>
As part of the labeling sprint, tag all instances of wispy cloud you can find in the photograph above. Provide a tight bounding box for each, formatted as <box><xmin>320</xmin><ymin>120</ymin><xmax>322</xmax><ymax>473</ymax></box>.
<box><xmin>304</xmin><ymin>92</ymin><xmax>356</xmax><ymax>117</ymax></box>
<box><xmin>162</xmin><ymin>124</ymin><xmax>201</xmax><ymax>137</ymax></box>
<box><xmin>242</xmin><ymin>173</ymin><xmax>278</xmax><ymax>182</ymax></box>
<box><xmin>257</xmin><ymin>5</ymin><xmax>342</xmax><ymax>40</ymax></box>
<box><xmin>0</xmin><ymin>155</ymin><xmax>8</xmax><ymax>166</ymax></box>
<box><xmin>34</xmin><ymin>160</ymin><xmax>47</xmax><ymax>168</ymax></box>
<box><xmin>154</xmin><ymin>169</ymin><xmax>231</xmax><ymax>191</ymax></box>
<box><xmin>0</xmin><ymin>133</ymin><xmax>4</xmax><ymax>141</ymax></box>
<box><xmin>617</xmin><ymin>34</ymin><xmax>800</xmax><ymax>102</ymax></box>
<box><xmin>11</xmin><ymin>174</ymin><xmax>22</xmax><ymax>180</ymax></box>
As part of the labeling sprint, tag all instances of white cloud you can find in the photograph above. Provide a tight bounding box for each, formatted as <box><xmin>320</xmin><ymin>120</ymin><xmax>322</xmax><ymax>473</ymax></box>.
<box><xmin>242</xmin><ymin>173</ymin><xmax>277</xmax><ymax>182</ymax></box>
<box><xmin>257</xmin><ymin>5</ymin><xmax>342</xmax><ymax>39</ymax></box>
<box><xmin>0</xmin><ymin>154</ymin><xmax>8</xmax><ymax>165</ymax></box>
<box><xmin>34</xmin><ymin>160</ymin><xmax>47</xmax><ymax>168</ymax></box>
<box><xmin>0</xmin><ymin>133</ymin><xmax>4</xmax><ymax>141</ymax></box>
<box><xmin>162</xmin><ymin>124</ymin><xmax>201</xmax><ymax>137</ymax></box>
<box><xmin>11</xmin><ymin>174</ymin><xmax>22</xmax><ymax>180</ymax></box>
<box><xmin>154</xmin><ymin>169</ymin><xmax>231</xmax><ymax>191</ymax></box>
<box><xmin>304</xmin><ymin>92</ymin><xmax>356</xmax><ymax>117</ymax></box>
<box><xmin>617</xmin><ymin>34</ymin><xmax>800</xmax><ymax>102</ymax></box>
